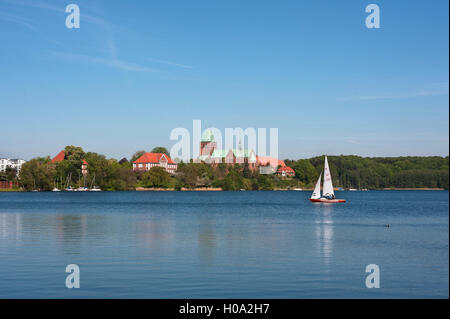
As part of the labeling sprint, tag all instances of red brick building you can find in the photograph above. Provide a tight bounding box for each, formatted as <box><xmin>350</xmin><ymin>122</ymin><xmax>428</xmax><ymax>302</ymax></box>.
<box><xmin>133</xmin><ymin>153</ymin><xmax>178</xmax><ymax>174</ymax></box>
<box><xmin>51</xmin><ymin>150</ymin><xmax>65</xmax><ymax>163</ymax></box>
<box><xmin>276</xmin><ymin>166</ymin><xmax>295</xmax><ymax>177</ymax></box>
<box><xmin>256</xmin><ymin>156</ymin><xmax>286</xmax><ymax>168</ymax></box>
<box><xmin>0</xmin><ymin>181</ymin><xmax>18</xmax><ymax>189</ymax></box>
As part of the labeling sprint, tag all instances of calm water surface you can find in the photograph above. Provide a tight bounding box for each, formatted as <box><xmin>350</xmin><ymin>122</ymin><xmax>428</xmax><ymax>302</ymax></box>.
<box><xmin>0</xmin><ymin>191</ymin><xmax>448</xmax><ymax>298</ymax></box>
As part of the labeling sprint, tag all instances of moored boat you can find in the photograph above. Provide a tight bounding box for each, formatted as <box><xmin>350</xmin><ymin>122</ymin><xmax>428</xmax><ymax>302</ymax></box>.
<box><xmin>88</xmin><ymin>174</ymin><xmax>102</xmax><ymax>191</ymax></box>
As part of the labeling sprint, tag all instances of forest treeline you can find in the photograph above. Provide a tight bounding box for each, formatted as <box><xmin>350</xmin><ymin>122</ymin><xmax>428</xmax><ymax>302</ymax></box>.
<box><xmin>286</xmin><ymin>155</ymin><xmax>449</xmax><ymax>190</ymax></box>
<box><xmin>7</xmin><ymin>146</ymin><xmax>449</xmax><ymax>191</ymax></box>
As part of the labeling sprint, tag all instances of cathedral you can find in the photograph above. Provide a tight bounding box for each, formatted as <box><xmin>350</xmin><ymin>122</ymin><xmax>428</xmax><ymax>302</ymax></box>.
<box><xmin>197</xmin><ymin>129</ymin><xmax>257</xmax><ymax>168</ymax></box>
<box><xmin>196</xmin><ymin>129</ymin><xmax>294</xmax><ymax>178</ymax></box>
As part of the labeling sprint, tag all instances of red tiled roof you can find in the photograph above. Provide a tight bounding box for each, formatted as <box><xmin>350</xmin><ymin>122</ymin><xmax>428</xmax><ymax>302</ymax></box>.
<box><xmin>277</xmin><ymin>166</ymin><xmax>295</xmax><ymax>172</ymax></box>
<box><xmin>51</xmin><ymin>150</ymin><xmax>65</xmax><ymax>163</ymax></box>
<box><xmin>256</xmin><ymin>156</ymin><xmax>285</xmax><ymax>167</ymax></box>
<box><xmin>134</xmin><ymin>153</ymin><xmax>176</xmax><ymax>164</ymax></box>
<box><xmin>51</xmin><ymin>150</ymin><xmax>89</xmax><ymax>166</ymax></box>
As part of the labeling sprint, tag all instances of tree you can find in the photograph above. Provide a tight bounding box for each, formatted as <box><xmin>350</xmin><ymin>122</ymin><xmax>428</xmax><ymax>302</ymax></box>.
<box><xmin>131</xmin><ymin>150</ymin><xmax>146</xmax><ymax>163</ymax></box>
<box><xmin>19</xmin><ymin>157</ymin><xmax>55</xmax><ymax>191</ymax></box>
<box><xmin>83</xmin><ymin>152</ymin><xmax>109</xmax><ymax>188</ymax></box>
<box><xmin>141</xmin><ymin>166</ymin><xmax>170</xmax><ymax>188</ymax></box>
<box><xmin>176</xmin><ymin>163</ymin><xmax>199</xmax><ymax>188</ymax></box>
<box><xmin>0</xmin><ymin>167</ymin><xmax>17</xmax><ymax>181</ymax></box>
<box><xmin>53</xmin><ymin>145</ymin><xmax>86</xmax><ymax>186</ymax></box>
<box><xmin>151</xmin><ymin>146</ymin><xmax>170</xmax><ymax>156</ymax></box>
<box><xmin>291</xmin><ymin>159</ymin><xmax>317</xmax><ymax>186</ymax></box>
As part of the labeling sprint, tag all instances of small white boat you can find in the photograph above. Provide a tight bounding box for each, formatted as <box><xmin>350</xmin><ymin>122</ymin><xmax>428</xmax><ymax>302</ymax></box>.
<box><xmin>310</xmin><ymin>156</ymin><xmax>346</xmax><ymax>203</ymax></box>
<box><xmin>293</xmin><ymin>188</ymin><xmax>303</xmax><ymax>191</ymax></box>
<box><xmin>88</xmin><ymin>175</ymin><xmax>101</xmax><ymax>191</ymax></box>
<box><xmin>76</xmin><ymin>187</ymin><xmax>88</xmax><ymax>192</ymax></box>
<box><xmin>52</xmin><ymin>188</ymin><xmax>61</xmax><ymax>192</ymax></box>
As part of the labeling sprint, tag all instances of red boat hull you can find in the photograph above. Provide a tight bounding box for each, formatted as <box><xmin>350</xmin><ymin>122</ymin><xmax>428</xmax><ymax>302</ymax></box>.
<box><xmin>309</xmin><ymin>198</ymin><xmax>346</xmax><ymax>203</ymax></box>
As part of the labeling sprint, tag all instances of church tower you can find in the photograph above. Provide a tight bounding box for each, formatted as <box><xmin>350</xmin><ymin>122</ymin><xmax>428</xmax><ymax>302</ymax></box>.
<box><xmin>200</xmin><ymin>129</ymin><xmax>216</xmax><ymax>156</ymax></box>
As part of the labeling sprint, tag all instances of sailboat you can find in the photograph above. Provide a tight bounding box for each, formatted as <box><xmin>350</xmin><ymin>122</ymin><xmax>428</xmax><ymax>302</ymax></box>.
<box><xmin>64</xmin><ymin>173</ymin><xmax>75</xmax><ymax>191</ymax></box>
<box><xmin>89</xmin><ymin>174</ymin><xmax>101</xmax><ymax>191</ymax></box>
<box><xmin>310</xmin><ymin>156</ymin><xmax>346</xmax><ymax>203</ymax></box>
<box><xmin>52</xmin><ymin>177</ymin><xmax>62</xmax><ymax>192</ymax></box>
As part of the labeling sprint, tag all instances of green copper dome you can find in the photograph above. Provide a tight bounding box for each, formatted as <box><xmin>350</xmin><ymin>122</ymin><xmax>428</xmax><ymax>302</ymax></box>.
<box><xmin>201</xmin><ymin>129</ymin><xmax>215</xmax><ymax>142</ymax></box>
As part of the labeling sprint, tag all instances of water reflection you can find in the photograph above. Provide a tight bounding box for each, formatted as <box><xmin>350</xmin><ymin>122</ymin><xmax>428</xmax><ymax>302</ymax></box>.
<box><xmin>314</xmin><ymin>205</ymin><xmax>334</xmax><ymax>269</ymax></box>
<box><xmin>0</xmin><ymin>213</ymin><xmax>23</xmax><ymax>243</ymax></box>
<box><xmin>198</xmin><ymin>217</ymin><xmax>216</xmax><ymax>265</ymax></box>
<box><xmin>55</xmin><ymin>214</ymin><xmax>85</xmax><ymax>255</ymax></box>
<box><xmin>136</xmin><ymin>219</ymin><xmax>175</xmax><ymax>254</ymax></box>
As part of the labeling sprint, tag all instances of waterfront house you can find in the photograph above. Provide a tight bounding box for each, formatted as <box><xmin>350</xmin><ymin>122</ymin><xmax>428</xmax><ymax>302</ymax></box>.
<box><xmin>0</xmin><ymin>158</ymin><xmax>26</xmax><ymax>176</ymax></box>
<box><xmin>276</xmin><ymin>166</ymin><xmax>295</xmax><ymax>177</ymax></box>
<box><xmin>133</xmin><ymin>153</ymin><xmax>178</xmax><ymax>174</ymax></box>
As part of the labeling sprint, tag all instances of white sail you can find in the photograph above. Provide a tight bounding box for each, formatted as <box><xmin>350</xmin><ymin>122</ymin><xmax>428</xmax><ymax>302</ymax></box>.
<box><xmin>311</xmin><ymin>173</ymin><xmax>322</xmax><ymax>199</ymax></box>
<box><xmin>322</xmin><ymin>156</ymin><xmax>334</xmax><ymax>197</ymax></box>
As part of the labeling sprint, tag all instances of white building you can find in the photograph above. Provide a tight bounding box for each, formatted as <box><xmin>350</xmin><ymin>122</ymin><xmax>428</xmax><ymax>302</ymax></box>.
<box><xmin>0</xmin><ymin>158</ymin><xmax>26</xmax><ymax>176</ymax></box>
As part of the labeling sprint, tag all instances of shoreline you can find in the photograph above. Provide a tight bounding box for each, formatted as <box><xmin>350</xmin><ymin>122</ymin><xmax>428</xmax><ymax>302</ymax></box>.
<box><xmin>136</xmin><ymin>187</ymin><xmax>223</xmax><ymax>191</ymax></box>
<box><xmin>382</xmin><ymin>188</ymin><xmax>445</xmax><ymax>191</ymax></box>
<box><xmin>2</xmin><ymin>188</ymin><xmax>447</xmax><ymax>192</ymax></box>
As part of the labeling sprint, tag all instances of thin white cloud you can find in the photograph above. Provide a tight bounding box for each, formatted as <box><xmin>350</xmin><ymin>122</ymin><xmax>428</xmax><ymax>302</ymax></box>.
<box><xmin>0</xmin><ymin>0</ymin><xmax>63</xmax><ymax>12</ymax></box>
<box><xmin>146</xmin><ymin>57</ymin><xmax>193</xmax><ymax>69</ymax></box>
<box><xmin>52</xmin><ymin>51</ymin><xmax>160</xmax><ymax>72</ymax></box>
<box><xmin>0</xmin><ymin>0</ymin><xmax>114</xmax><ymax>29</ymax></box>
<box><xmin>1</xmin><ymin>0</ymin><xmax>185</xmax><ymax>76</ymax></box>
<box><xmin>0</xmin><ymin>11</ymin><xmax>37</xmax><ymax>31</ymax></box>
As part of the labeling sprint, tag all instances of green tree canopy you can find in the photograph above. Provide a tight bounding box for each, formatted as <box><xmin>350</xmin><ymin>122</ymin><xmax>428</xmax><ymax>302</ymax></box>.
<box><xmin>141</xmin><ymin>166</ymin><xmax>171</xmax><ymax>188</ymax></box>
<box><xmin>131</xmin><ymin>150</ymin><xmax>146</xmax><ymax>163</ymax></box>
<box><xmin>19</xmin><ymin>157</ymin><xmax>55</xmax><ymax>191</ymax></box>
<box><xmin>151</xmin><ymin>146</ymin><xmax>170</xmax><ymax>156</ymax></box>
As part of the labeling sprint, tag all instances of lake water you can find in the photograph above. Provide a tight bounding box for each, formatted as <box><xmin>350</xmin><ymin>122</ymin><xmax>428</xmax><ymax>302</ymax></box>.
<box><xmin>0</xmin><ymin>191</ymin><xmax>448</xmax><ymax>298</ymax></box>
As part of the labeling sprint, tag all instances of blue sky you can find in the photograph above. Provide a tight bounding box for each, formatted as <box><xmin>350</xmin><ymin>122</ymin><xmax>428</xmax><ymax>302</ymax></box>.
<box><xmin>0</xmin><ymin>0</ymin><xmax>448</xmax><ymax>160</ymax></box>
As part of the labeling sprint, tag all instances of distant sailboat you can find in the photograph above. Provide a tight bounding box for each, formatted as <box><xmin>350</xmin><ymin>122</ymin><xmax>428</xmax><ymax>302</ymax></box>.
<box><xmin>89</xmin><ymin>174</ymin><xmax>101</xmax><ymax>191</ymax></box>
<box><xmin>64</xmin><ymin>173</ymin><xmax>75</xmax><ymax>191</ymax></box>
<box><xmin>310</xmin><ymin>156</ymin><xmax>346</xmax><ymax>203</ymax></box>
<box><xmin>52</xmin><ymin>177</ymin><xmax>61</xmax><ymax>192</ymax></box>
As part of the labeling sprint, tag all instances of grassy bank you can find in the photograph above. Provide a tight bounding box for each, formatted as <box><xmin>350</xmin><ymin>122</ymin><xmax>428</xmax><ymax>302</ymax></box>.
<box><xmin>0</xmin><ymin>188</ymin><xmax>22</xmax><ymax>192</ymax></box>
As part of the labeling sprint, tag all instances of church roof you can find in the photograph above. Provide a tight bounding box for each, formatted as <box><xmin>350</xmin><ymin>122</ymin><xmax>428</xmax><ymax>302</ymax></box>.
<box><xmin>209</xmin><ymin>149</ymin><xmax>256</xmax><ymax>161</ymax></box>
<box><xmin>256</xmin><ymin>156</ymin><xmax>285</xmax><ymax>167</ymax></box>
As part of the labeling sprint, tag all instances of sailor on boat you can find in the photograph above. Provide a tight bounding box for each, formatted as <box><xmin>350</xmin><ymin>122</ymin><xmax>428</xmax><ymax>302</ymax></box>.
<box><xmin>309</xmin><ymin>156</ymin><xmax>346</xmax><ymax>203</ymax></box>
